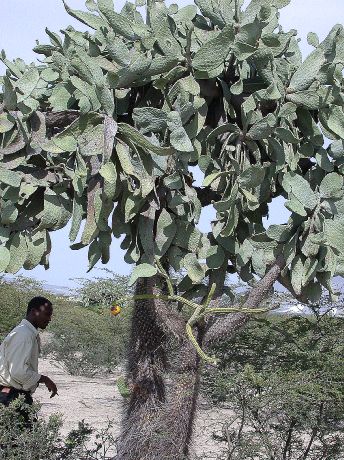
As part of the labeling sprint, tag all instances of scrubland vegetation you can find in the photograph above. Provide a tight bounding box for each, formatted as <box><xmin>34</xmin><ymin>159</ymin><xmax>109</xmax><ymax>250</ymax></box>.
<box><xmin>0</xmin><ymin>275</ymin><xmax>343</xmax><ymax>459</ymax></box>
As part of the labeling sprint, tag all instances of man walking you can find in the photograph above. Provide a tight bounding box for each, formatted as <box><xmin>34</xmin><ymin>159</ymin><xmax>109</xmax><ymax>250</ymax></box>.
<box><xmin>0</xmin><ymin>296</ymin><xmax>58</xmax><ymax>426</ymax></box>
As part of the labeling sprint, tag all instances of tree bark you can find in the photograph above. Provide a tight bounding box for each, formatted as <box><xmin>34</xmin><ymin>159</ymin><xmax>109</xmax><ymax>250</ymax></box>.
<box><xmin>117</xmin><ymin>276</ymin><xmax>169</xmax><ymax>460</ymax></box>
<box><xmin>118</xmin><ymin>254</ymin><xmax>291</xmax><ymax>459</ymax></box>
<box><xmin>117</xmin><ymin>275</ymin><xmax>201</xmax><ymax>460</ymax></box>
<box><xmin>204</xmin><ymin>254</ymin><xmax>287</xmax><ymax>347</ymax></box>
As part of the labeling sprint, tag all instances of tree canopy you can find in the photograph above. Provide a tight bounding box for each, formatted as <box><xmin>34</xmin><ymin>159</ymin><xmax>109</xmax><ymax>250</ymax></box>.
<box><xmin>1</xmin><ymin>0</ymin><xmax>344</xmax><ymax>305</ymax></box>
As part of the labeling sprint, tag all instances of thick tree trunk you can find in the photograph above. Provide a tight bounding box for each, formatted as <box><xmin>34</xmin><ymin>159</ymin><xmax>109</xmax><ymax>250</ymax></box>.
<box><xmin>117</xmin><ymin>255</ymin><xmax>288</xmax><ymax>459</ymax></box>
<box><xmin>116</xmin><ymin>276</ymin><xmax>168</xmax><ymax>459</ymax></box>
<box><xmin>117</xmin><ymin>276</ymin><xmax>201</xmax><ymax>460</ymax></box>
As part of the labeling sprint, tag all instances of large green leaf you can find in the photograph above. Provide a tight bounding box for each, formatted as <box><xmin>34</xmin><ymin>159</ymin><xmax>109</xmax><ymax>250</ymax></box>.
<box><xmin>247</xmin><ymin>113</ymin><xmax>275</xmax><ymax>140</ymax></box>
<box><xmin>24</xmin><ymin>230</ymin><xmax>47</xmax><ymax>270</ymax></box>
<box><xmin>275</xmin><ymin>127</ymin><xmax>299</xmax><ymax>144</ymax></box>
<box><xmin>0</xmin><ymin>201</ymin><xmax>18</xmax><ymax>225</ymax></box>
<box><xmin>99</xmin><ymin>162</ymin><xmax>117</xmax><ymax>183</ymax></box>
<box><xmin>0</xmin><ymin>168</ymin><xmax>22</xmax><ymax>188</ymax></box>
<box><xmin>320</xmin><ymin>173</ymin><xmax>344</xmax><ymax>199</ymax></box>
<box><xmin>285</xmin><ymin>194</ymin><xmax>307</xmax><ymax>217</ymax></box>
<box><xmin>129</xmin><ymin>263</ymin><xmax>158</xmax><ymax>286</ymax></box>
<box><xmin>155</xmin><ymin>209</ymin><xmax>177</xmax><ymax>257</ymax></box>
<box><xmin>0</xmin><ymin>246</ymin><xmax>10</xmax><ymax>272</ymax></box>
<box><xmin>69</xmin><ymin>195</ymin><xmax>85</xmax><ymax>242</ymax></box>
<box><xmin>6</xmin><ymin>232</ymin><xmax>28</xmax><ymax>274</ymax></box>
<box><xmin>282</xmin><ymin>172</ymin><xmax>318</xmax><ymax>211</ymax></box>
<box><xmin>192</xmin><ymin>24</ymin><xmax>234</xmax><ymax>72</ymax></box>
<box><xmin>118</xmin><ymin>123</ymin><xmax>174</xmax><ymax>156</ymax></box>
<box><xmin>238</xmin><ymin>165</ymin><xmax>266</xmax><ymax>189</ymax></box>
<box><xmin>170</xmin><ymin>127</ymin><xmax>194</xmax><ymax>153</ymax></box>
<box><xmin>174</xmin><ymin>220</ymin><xmax>201</xmax><ymax>252</ymax></box>
<box><xmin>3</xmin><ymin>76</ymin><xmax>18</xmax><ymax>110</ymax></box>
<box><xmin>324</xmin><ymin>217</ymin><xmax>344</xmax><ymax>253</ymax></box>
<box><xmin>323</xmin><ymin>105</ymin><xmax>344</xmax><ymax>139</ymax></box>
<box><xmin>233</xmin><ymin>17</ymin><xmax>266</xmax><ymax>61</ymax></box>
<box><xmin>183</xmin><ymin>253</ymin><xmax>206</xmax><ymax>283</ymax></box>
<box><xmin>195</xmin><ymin>0</ymin><xmax>228</xmax><ymax>27</ymax></box>
<box><xmin>206</xmin><ymin>244</ymin><xmax>225</xmax><ymax>269</ymax></box>
<box><xmin>291</xmin><ymin>255</ymin><xmax>304</xmax><ymax>295</ymax></box>
<box><xmin>87</xmin><ymin>239</ymin><xmax>102</xmax><ymax>271</ymax></box>
<box><xmin>133</xmin><ymin>107</ymin><xmax>168</xmax><ymax>133</ymax></box>
<box><xmin>48</xmin><ymin>83</ymin><xmax>74</xmax><ymax>111</ymax></box>
<box><xmin>289</xmin><ymin>47</ymin><xmax>326</xmax><ymax>91</ymax></box>
<box><xmin>38</xmin><ymin>191</ymin><xmax>72</xmax><ymax>231</ymax></box>
<box><xmin>286</xmin><ymin>90</ymin><xmax>320</xmax><ymax>110</ymax></box>
<box><xmin>43</xmin><ymin>113</ymin><xmax>103</xmax><ymax>154</ymax></box>
<box><xmin>138</xmin><ymin>208</ymin><xmax>155</xmax><ymax>263</ymax></box>
<box><xmin>0</xmin><ymin>113</ymin><xmax>15</xmax><ymax>133</ymax></box>
<box><xmin>243</xmin><ymin>0</ymin><xmax>290</xmax><ymax>25</ymax></box>
<box><xmin>70</xmin><ymin>76</ymin><xmax>101</xmax><ymax>112</ymax></box>
<box><xmin>266</xmin><ymin>224</ymin><xmax>292</xmax><ymax>242</ymax></box>
<box><xmin>98</xmin><ymin>0</ymin><xmax>147</xmax><ymax>40</ymax></box>
<box><xmin>63</xmin><ymin>1</ymin><xmax>104</xmax><ymax>29</ymax></box>
<box><xmin>15</xmin><ymin>67</ymin><xmax>40</xmax><ymax>102</ymax></box>
<box><xmin>105</xmin><ymin>35</ymin><xmax>130</xmax><ymax>66</ymax></box>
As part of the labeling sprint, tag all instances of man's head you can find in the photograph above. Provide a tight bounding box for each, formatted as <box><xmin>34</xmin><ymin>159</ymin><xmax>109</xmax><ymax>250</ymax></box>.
<box><xmin>26</xmin><ymin>297</ymin><xmax>53</xmax><ymax>330</ymax></box>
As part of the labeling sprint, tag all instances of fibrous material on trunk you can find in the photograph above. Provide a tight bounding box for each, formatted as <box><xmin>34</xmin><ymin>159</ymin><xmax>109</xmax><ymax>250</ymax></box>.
<box><xmin>118</xmin><ymin>275</ymin><xmax>201</xmax><ymax>460</ymax></box>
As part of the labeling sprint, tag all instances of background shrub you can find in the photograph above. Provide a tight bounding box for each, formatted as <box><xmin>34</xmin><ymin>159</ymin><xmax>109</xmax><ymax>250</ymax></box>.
<box><xmin>0</xmin><ymin>397</ymin><xmax>117</xmax><ymax>460</ymax></box>
<box><xmin>71</xmin><ymin>269</ymin><xmax>132</xmax><ymax>308</ymax></box>
<box><xmin>0</xmin><ymin>276</ymin><xmax>47</xmax><ymax>341</ymax></box>
<box><xmin>0</xmin><ymin>396</ymin><xmax>63</xmax><ymax>460</ymax></box>
<box><xmin>202</xmin><ymin>315</ymin><xmax>344</xmax><ymax>460</ymax></box>
<box><xmin>43</xmin><ymin>300</ymin><xmax>133</xmax><ymax>375</ymax></box>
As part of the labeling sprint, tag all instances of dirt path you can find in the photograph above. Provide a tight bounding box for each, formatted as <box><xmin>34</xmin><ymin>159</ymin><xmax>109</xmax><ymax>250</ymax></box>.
<box><xmin>35</xmin><ymin>358</ymin><xmax>231</xmax><ymax>459</ymax></box>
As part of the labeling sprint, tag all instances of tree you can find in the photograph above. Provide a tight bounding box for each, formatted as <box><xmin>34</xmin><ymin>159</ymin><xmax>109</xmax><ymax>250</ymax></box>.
<box><xmin>0</xmin><ymin>0</ymin><xmax>343</xmax><ymax>458</ymax></box>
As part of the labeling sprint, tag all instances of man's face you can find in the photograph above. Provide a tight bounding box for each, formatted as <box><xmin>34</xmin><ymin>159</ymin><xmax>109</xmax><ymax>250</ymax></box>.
<box><xmin>33</xmin><ymin>303</ymin><xmax>53</xmax><ymax>329</ymax></box>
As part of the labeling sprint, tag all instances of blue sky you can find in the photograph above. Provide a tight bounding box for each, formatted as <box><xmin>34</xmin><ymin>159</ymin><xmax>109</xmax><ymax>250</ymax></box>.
<box><xmin>1</xmin><ymin>0</ymin><xmax>343</xmax><ymax>288</ymax></box>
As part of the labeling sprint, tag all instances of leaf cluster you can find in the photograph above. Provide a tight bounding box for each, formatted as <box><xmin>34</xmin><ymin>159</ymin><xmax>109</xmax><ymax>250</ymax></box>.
<box><xmin>0</xmin><ymin>0</ymin><xmax>344</xmax><ymax>303</ymax></box>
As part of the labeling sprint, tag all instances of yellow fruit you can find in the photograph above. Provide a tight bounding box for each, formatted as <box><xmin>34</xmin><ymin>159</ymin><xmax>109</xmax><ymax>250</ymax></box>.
<box><xmin>111</xmin><ymin>305</ymin><xmax>121</xmax><ymax>316</ymax></box>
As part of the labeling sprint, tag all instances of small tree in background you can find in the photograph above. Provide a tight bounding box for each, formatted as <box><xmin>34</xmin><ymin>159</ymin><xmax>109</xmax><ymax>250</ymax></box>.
<box><xmin>0</xmin><ymin>0</ymin><xmax>344</xmax><ymax>458</ymax></box>
<box><xmin>72</xmin><ymin>268</ymin><xmax>131</xmax><ymax>307</ymax></box>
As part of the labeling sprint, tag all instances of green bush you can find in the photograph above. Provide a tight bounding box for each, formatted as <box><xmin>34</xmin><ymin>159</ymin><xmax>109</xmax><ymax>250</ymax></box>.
<box><xmin>203</xmin><ymin>315</ymin><xmax>344</xmax><ymax>460</ymax></box>
<box><xmin>0</xmin><ymin>276</ymin><xmax>55</xmax><ymax>341</ymax></box>
<box><xmin>0</xmin><ymin>396</ymin><xmax>63</xmax><ymax>460</ymax></box>
<box><xmin>44</xmin><ymin>300</ymin><xmax>132</xmax><ymax>375</ymax></box>
<box><xmin>0</xmin><ymin>397</ymin><xmax>117</xmax><ymax>459</ymax></box>
<box><xmin>43</xmin><ymin>271</ymin><xmax>133</xmax><ymax>375</ymax></box>
<box><xmin>71</xmin><ymin>269</ymin><xmax>132</xmax><ymax>308</ymax></box>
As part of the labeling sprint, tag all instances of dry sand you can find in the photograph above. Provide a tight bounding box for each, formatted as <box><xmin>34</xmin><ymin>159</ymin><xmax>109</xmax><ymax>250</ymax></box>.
<box><xmin>35</xmin><ymin>358</ymin><xmax>232</xmax><ymax>459</ymax></box>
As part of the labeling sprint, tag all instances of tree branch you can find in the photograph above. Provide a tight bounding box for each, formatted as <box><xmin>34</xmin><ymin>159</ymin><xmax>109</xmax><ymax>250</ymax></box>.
<box><xmin>45</xmin><ymin>110</ymin><xmax>80</xmax><ymax>128</ymax></box>
<box><xmin>283</xmin><ymin>419</ymin><xmax>296</xmax><ymax>460</ymax></box>
<box><xmin>203</xmin><ymin>254</ymin><xmax>286</xmax><ymax>346</ymax></box>
<box><xmin>194</xmin><ymin>186</ymin><xmax>221</xmax><ymax>206</ymax></box>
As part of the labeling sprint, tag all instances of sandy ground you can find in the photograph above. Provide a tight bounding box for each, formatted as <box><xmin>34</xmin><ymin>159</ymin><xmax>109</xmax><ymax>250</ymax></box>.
<box><xmin>35</xmin><ymin>358</ymin><xmax>232</xmax><ymax>459</ymax></box>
